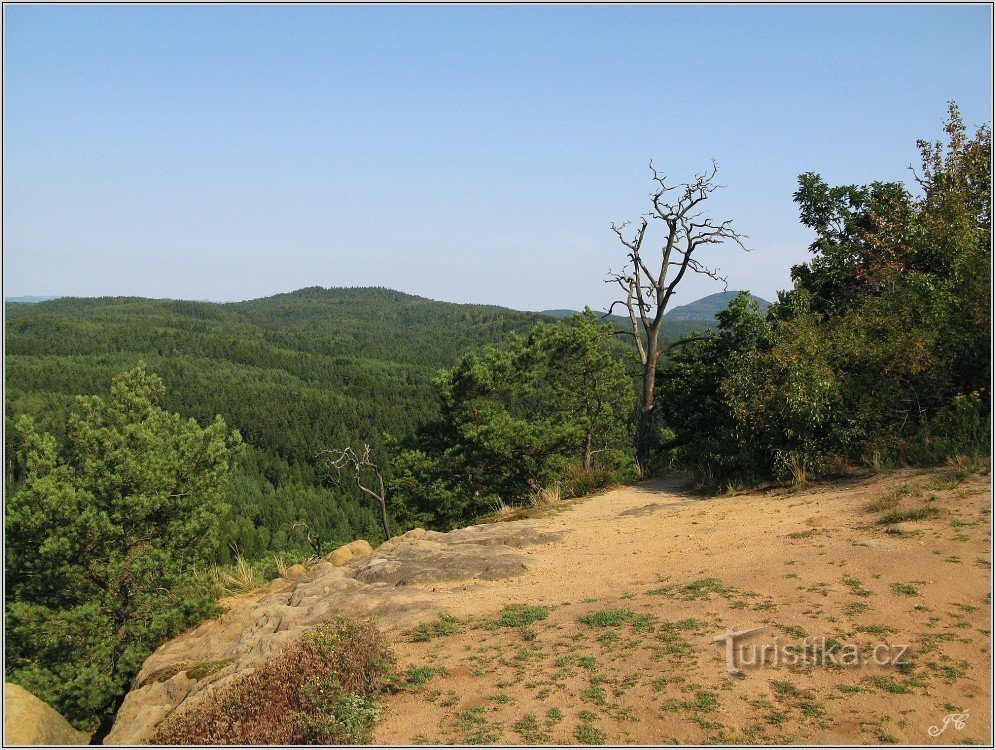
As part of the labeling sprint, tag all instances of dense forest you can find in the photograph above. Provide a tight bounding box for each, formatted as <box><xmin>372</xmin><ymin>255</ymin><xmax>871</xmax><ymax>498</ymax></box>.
<box><xmin>5</xmin><ymin>288</ymin><xmax>710</xmax><ymax>563</ymax></box>
<box><xmin>5</xmin><ymin>288</ymin><xmax>574</xmax><ymax>559</ymax></box>
<box><xmin>5</xmin><ymin>104</ymin><xmax>989</xmax><ymax>732</ymax></box>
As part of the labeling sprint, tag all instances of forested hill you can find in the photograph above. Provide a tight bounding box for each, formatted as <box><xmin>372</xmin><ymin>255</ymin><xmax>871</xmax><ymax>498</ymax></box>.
<box><xmin>5</xmin><ymin>285</ymin><xmax>722</xmax><ymax>559</ymax></box>
<box><xmin>664</xmin><ymin>291</ymin><xmax>771</xmax><ymax>321</ymax></box>
<box><xmin>5</xmin><ymin>287</ymin><xmax>560</xmax><ymax>558</ymax></box>
<box><xmin>541</xmin><ymin>290</ymin><xmax>770</xmax><ymax>327</ymax></box>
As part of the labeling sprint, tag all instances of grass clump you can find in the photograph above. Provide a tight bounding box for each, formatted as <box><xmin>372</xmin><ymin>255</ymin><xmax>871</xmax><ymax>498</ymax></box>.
<box><xmin>406</xmin><ymin>666</ymin><xmax>438</xmax><ymax>685</ymax></box>
<box><xmin>679</xmin><ymin>578</ymin><xmax>734</xmax><ymax>599</ymax></box>
<box><xmin>648</xmin><ymin>578</ymin><xmax>733</xmax><ymax>600</ymax></box>
<box><xmin>878</xmin><ymin>506</ymin><xmax>942</xmax><ymax>524</ymax></box>
<box><xmin>513</xmin><ymin>714</ymin><xmax>549</xmax><ymax>743</ymax></box>
<box><xmin>891</xmin><ymin>582</ymin><xmax>920</xmax><ymax>597</ymax></box>
<box><xmin>454</xmin><ymin>706</ymin><xmax>503</xmax><ymax>744</ymax></box>
<box><xmin>491</xmin><ymin>604</ymin><xmax>549</xmax><ymax>629</ymax></box>
<box><xmin>408</xmin><ymin>612</ymin><xmax>461</xmax><ymax>642</ymax></box>
<box><xmin>578</xmin><ymin>609</ymin><xmax>635</xmax><ymax>627</ymax></box>
<box><xmin>153</xmin><ymin>617</ymin><xmax>394</xmax><ymax>744</ymax></box>
<box><xmin>843</xmin><ymin>576</ymin><xmax>872</xmax><ymax>597</ymax></box>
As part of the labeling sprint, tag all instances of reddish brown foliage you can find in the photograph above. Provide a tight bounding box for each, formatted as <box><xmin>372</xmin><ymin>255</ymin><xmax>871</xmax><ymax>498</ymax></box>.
<box><xmin>152</xmin><ymin>617</ymin><xmax>395</xmax><ymax>745</ymax></box>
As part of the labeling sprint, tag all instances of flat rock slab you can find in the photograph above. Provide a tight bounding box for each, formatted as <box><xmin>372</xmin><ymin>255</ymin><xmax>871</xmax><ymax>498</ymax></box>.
<box><xmin>105</xmin><ymin>521</ymin><xmax>562</xmax><ymax>745</ymax></box>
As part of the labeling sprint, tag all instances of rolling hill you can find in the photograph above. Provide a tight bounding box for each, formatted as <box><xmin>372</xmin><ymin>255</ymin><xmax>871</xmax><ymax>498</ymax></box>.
<box><xmin>541</xmin><ymin>290</ymin><xmax>770</xmax><ymax>328</ymax></box>
<box><xmin>663</xmin><ymin>290</ymin><xmax>771</xmax><ymax>321</ymax></box>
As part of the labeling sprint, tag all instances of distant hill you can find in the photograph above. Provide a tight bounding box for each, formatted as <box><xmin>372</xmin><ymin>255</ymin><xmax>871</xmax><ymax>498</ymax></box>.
<box><xmin>664</xmin><ymin>291</ymin><xmax>771</xmax><ymax>322</ymax></box>
<box><xmin>541</xmin><ymin>290</ymin><xmax>771</xmax><ymax>329</ymax></box>
<box><xmin>5</xmin><ymin>295</ymin><xmax>61</xmax><ymax>303</ymax></box>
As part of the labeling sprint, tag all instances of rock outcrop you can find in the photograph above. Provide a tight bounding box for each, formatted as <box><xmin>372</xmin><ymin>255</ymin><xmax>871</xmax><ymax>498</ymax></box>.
<box><xmin>4</xmin><ymin>683</ymin><xmax>90</xmax><ymax>746</ymax></box>
<box><xmin>105</xmin><ymin>522</ymin><xmax>563</xmax><ymax>744</ymax></box>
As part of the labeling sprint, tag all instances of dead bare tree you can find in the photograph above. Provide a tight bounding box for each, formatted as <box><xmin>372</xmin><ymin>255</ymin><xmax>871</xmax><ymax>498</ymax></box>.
<box><xmin>320</xmin><ymin>444</ymin><xmax>392</xmax><ymax>540</ymax></box>
<box><xmin>291</xmin><ymin>522</ymin><xmax>323</xmax><ymax>558</ymax></box>
<box><xmin>606</xmin><ymin>161</ymin><xmax>748</xmax><ymax>471</ymax></box>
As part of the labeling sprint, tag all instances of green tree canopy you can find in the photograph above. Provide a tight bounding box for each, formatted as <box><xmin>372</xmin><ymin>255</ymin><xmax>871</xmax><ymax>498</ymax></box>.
<box><xmin>655</xmin><ymin>103</ymin><xmax>990</xmax><ymax>486</ymax></box>
<box><xmin>6</xmin><ymin>364</ymin><xmax>243</xmax><ymax>731</ymax></box>
<box><xmin>390</xmin><ymin>312</ymin><xmax>635</xmax><ymax>529</ymax></box>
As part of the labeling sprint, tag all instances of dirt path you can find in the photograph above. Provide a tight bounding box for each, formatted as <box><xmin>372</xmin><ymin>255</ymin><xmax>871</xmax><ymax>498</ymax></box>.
<box><xmin>373</xmin><ymin>467</ymin><xmax>992</xmax><ymax>745</ymax></box>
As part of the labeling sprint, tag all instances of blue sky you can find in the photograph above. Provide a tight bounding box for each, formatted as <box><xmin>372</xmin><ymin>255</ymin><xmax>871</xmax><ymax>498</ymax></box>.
<box><xmin>4</xmin><ymin>4</ymin><xmax>992</xmax><ymax>310</ymax></box>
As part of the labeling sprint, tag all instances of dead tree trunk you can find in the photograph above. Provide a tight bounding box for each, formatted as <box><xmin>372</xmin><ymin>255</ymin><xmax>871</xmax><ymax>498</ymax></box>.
<box><xmin>321</xmin><ymin>444</ymin><xmax>392</xmax><ymax>540</ymax></box>
<box><xmin>607</xmin><ymin>161</ymin><xmax>747</xmax><ymax>472</ymax></box>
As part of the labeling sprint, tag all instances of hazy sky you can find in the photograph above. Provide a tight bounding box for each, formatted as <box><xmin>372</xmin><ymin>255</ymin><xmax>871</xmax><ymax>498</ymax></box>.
<box><xmin>4</xmin><ymin>5</ymin><xmax>992</xmax><ymax>310</ymax></box>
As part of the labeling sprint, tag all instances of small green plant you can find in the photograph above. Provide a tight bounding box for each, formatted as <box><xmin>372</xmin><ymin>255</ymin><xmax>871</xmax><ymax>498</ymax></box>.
<box><xmin>574</xmin><ymin>721</ymin><xmax>605</xmax><ymax>744</ymax></box>
<box><xmin>409</xmin><ymin>613</ymin><xmax>461</xmax><ymax>642</ymax></box>
<box><xmin>186</xmin><ymin>658</ymin><xmax>234</xmax><ymax>681</ymax></box>
<box><xmin>577</xmin><ymin>655</ymin><xmax>598</xmax><ymax>671</ymax></box>
<box><xmin>583</xmin><ymin>678</ymin><xmax>607</xmax><ymax>706</ymax></box>
<box><xmin>406</xmin><ymin>666</ymin><xmax>438</xmax><ymax>686</ymax></box>
<box><xmin>578</xmin><ymin>609</ymin><xmax>635</xmax><ymax>627</ymax></box>
<box><xmin>891</xmin><ymin>583</ymin><xmax>920</xmax><ymax>597</ymax></box>
<box><xmin>492</xmin><ymin>604</ymin><xmax>549</xmax><ymax>628</ymax></box>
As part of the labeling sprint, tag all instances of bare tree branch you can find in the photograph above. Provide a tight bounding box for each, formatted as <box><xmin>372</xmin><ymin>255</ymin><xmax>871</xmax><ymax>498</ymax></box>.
<box><xmin>605</xmin><ymin>160</ymin><xmax>748</xmax><ymax>469</ymax></box>
<box><xmin>319</xmin><ymin>444</ymin><xmax>392</xmax><ymax>540</ymax></box>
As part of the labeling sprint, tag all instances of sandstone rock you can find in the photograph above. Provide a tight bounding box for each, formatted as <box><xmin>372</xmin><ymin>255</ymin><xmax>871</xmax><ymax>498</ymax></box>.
<box><xmin>344</xmin><ymin>539</ymin><xmax>373</xmax><ymax>556</ymax></box>
<box><xmin>326</xmin><ymin>547</ymin><xmax>353</xmax><ymax>566</ymax></box>
<box><xmin>284</xmin><ymin>564</ymin><xmax>307</xmax><ymax>579</ymax></box>
<box><xmin>307</xmin><ymin>561</ymin><xmax>335</xmax><ymax>576</ymax></box>
<box><xmin>325</xmin><ymin>538</ymin><xmax>373</xmax><ymax>566</ymax></box>
<box><xmin>4</xmin><ymin>683</ymin><xmax>89</xmax><ymax>745</ymax></box>
<box><xmin>107</xmin><ymin>521</ymin><xmax>562</xmax><ymax>744</ymax></box>
<box><xmin>263</xmin><ymin>577</ymin><xmax>289</xmax><ymax>592</ymax></box>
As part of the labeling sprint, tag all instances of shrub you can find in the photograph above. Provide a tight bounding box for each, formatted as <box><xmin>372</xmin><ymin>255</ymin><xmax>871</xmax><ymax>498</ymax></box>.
<box><xmin>560</xmin><ymin>461</ymin><xmax>629</xmax><ymax>499</ymax></box>
<box><xmin>153</xmin><ymin>617</ymin><xmax>395</xmax><ymax>744</ymax></box>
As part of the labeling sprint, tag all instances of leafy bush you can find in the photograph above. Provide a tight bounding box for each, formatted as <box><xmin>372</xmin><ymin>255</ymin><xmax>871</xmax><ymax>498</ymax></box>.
<box><xmin>153</xmin><ymin>617</ymin><xmax>395</xmax><ymax>744</ymax></box>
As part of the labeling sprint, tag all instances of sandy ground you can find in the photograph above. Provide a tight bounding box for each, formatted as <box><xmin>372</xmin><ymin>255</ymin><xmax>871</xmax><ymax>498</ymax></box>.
<box><xmin>371</xmin><ymin>467</ymin><xmax>992</xmax><ymax>745</ymax></box>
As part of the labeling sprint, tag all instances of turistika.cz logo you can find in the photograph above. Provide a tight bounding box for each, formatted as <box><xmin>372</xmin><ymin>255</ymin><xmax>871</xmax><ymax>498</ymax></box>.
<box><xmin>714</xmin><ymin>627</ymin><xmax>911</xmax><ymax>674</ymax></box>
